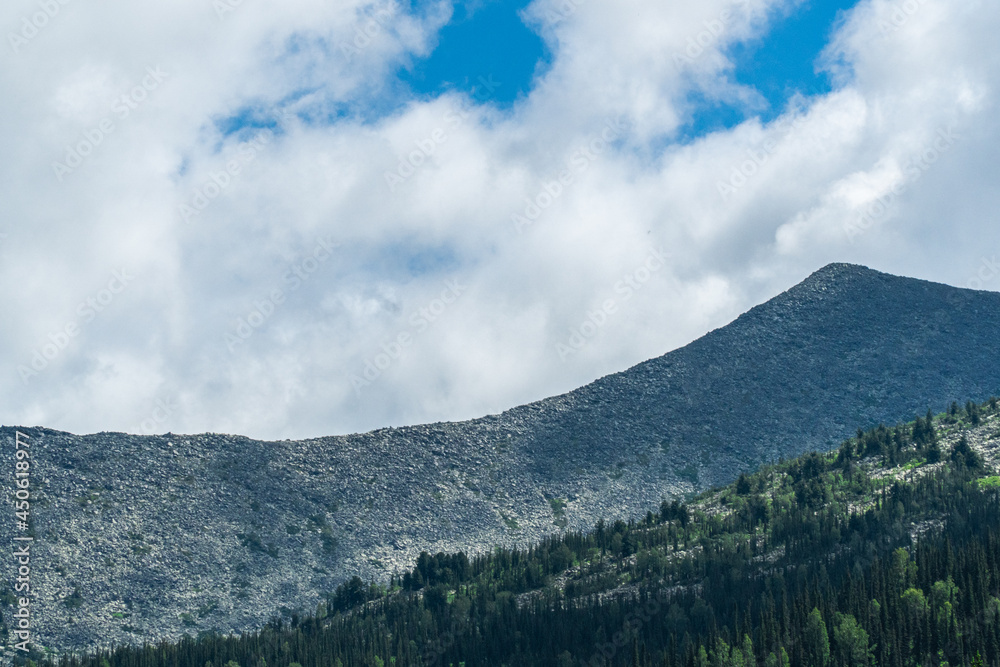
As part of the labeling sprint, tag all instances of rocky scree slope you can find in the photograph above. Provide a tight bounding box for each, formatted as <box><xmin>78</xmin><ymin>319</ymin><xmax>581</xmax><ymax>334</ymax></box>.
<box><xmin>3</xmin><ymin>263</ymin><xmax>1000</xmax><ymax>651</ymax></box>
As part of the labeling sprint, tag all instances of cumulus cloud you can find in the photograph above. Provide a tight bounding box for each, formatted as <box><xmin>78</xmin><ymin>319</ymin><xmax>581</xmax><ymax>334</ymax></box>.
<box><xmin>1</xmin><ymin>0</ymin><xmax>998</xmax><ymax>439</ymax></box>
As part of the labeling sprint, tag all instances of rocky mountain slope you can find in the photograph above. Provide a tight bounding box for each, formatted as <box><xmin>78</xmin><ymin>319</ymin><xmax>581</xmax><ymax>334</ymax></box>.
<box><xmin>3</xmin><ymin>263</ymin><xmax>1000</xmax><ymax>652</ymax></box>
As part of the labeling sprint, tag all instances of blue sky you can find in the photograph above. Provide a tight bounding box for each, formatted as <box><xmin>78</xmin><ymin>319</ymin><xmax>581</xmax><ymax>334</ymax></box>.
<box><xmin>398</xmin><ymin>0</ymin><xmax>550</xmax><ymax>106</ymax></box>
<box><xmin>400</xmin><ymin>0</ymin><xmax>860</xmax><ymax>137</ymax></box>
<box><xmin>682</xmin><ymin>0</ymin><xmax>860</xmax><ymax>138</ymax></box>
<box><xmin>220</xmin><ymin>0</ymin><xmax>861</xmax><ymax>145</ymax></box>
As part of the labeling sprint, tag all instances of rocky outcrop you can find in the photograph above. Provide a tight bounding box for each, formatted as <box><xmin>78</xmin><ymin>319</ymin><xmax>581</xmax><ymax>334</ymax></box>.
<box><xmin>3</xmin><ymin>263</ymin><xmax>1000</xmax><ymax>651</ymax></box>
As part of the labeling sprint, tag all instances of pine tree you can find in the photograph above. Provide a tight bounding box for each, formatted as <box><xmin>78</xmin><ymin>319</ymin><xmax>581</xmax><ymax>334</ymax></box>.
<box><xmin>804</xmin><ymin>608</ymin><xmax>830</xmax><ymax>667</ymax></box>
<box><xmin>926</xmin><ymin>439</ymin><xmax>942</xmax><ymax>463</ymax></box>
<box><xmin>833</xmin><ymin>613</ymin><xmax>872</xmax><ymax>666</ymax></box>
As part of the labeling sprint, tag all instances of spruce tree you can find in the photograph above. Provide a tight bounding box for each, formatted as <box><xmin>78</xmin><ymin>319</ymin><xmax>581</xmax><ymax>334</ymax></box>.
<box><xmin>804</xmin><ymin>608</ymin><xmax>830</xmax><ymax>667</ymax></box>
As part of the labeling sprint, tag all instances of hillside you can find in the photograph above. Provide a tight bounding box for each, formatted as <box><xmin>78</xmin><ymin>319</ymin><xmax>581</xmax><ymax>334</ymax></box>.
<box><xmin>37</xmin><ymin>399</ymin><xmax>1000</xmax><ymax>666</ymax></box>
<box><xmin>4</xmin><ymin>263</ymin><xmax>1000</xmax><ymax>650</ymax></box>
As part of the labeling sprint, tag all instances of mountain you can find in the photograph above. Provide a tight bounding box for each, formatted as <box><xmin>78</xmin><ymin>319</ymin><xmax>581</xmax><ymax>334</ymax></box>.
<box><xmin>4</xmin><ymin>263</ymin><xmax>1000</xmax><ymax>651</ymax></box>
<box><xmin>35</xmin><ymin>401</ymin><xmax>1000</xmax><ymax>667</ymax></box>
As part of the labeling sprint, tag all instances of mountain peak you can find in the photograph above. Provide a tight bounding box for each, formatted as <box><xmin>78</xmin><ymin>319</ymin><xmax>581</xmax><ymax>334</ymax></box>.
<box><xmin>792</xmin><ymin>262</ymin><xmax>893</xmax><ymax>293</ymax></box>
<box><xmin>745</xmin><ymin>262</ymin><xmax>953</xmax><ymax>322</ymax></box>
<box><xmin>811</xmin><ymin>261</ymin><xmax>873</xmax><ymax>276</ymax></box>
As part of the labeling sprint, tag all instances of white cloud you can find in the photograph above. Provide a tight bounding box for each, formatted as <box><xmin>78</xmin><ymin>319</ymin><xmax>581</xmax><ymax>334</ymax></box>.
<box><xmin>2</xmin><ymin>0</ymin><xmax>999</xmax><ymax>439</ymax></box>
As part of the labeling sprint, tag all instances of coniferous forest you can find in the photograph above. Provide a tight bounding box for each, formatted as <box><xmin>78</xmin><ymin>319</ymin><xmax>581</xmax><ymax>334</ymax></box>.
<box><xmin>28</xmin><ymin>399</ymin><xmax>1000</xmax><ymax>667</ymax></box>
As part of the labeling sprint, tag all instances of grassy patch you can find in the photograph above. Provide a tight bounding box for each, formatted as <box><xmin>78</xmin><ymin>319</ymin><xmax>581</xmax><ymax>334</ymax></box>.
<box><xmin>237</xmin><ymin>531</ymin><xmax>279</xmax><ymax>558</ymax></box>
<box><xmin>64</xmin><ymin>587</ymin><xmax>84</xmax><ymax>609</ymax></box>
<box><xmin>76</xmin><ymin>492</ymin><xmax>100</xmax><ymax>507</ymax></box>
<box><xmin>197</xmin><ymin>601</ymin><xmax>218</xmax><ymax>617</ymax></box>
<box><xmin>977</xmin><ymin>476</ymin><xmax>1000</xmax><ymax>489</ymax></box>
<box><xmin>678</xmin><ymin>464</ymin><xmax>700</xmax><ymax>487</ymax></box>
<box><xmin>549</xmin><ymin>497</ymin><xmax>568</xmax><ymax>528</ymax></box>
